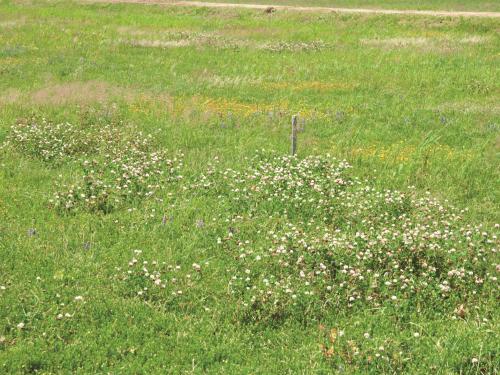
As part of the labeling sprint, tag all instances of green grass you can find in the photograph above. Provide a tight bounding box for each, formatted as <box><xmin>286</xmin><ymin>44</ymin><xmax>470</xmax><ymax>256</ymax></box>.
<box><xmin>190</xmin><ymin>0</ymin><xmax>500</xmax><ymax>12</ymax></box>
<box><xmin>0</xmin><ymin>1</ymin><xmax>499</xmax><ymax>373</ymax></box>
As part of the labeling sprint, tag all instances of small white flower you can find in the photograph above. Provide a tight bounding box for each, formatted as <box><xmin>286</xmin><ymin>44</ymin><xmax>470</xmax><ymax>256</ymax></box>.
<box><xmin>363</xmin><ymin>332</ymin><xmax>370</xmax><ymax>339</ymax></box>
<box><xmin>17</xmin><ymin>322</ymin><xmax>25</xmax><ymax>329</ymax></box>
<box><xmin>74</xmin><ymin>296</ymin><xmax>84</xmax><ymax>302</ymax></box>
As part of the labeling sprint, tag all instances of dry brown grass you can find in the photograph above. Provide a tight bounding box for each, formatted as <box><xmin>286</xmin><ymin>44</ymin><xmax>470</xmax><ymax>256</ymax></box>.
<box><xmin>265</xmin><ymin>81</ymin><xmax>356</xmax><ymax>91</ymax></box>
<box><xmin>0</xmin><ymin>18</ymin><xmax>25</xmax><ymax>28</ymax></box>
<box><xmin>29</xmin><ymin>81</ymin><xmax>134</xmax><ymax>105</ymax></box>
<box><xmin>360</xmin><ymin>35</ymin><xmax>491</xmax><ymax>52</ymax></box>
<box><xmin>361</xmin><ymin>37</ymin><xmax>431</xmax><ymax>48</ymax></box>
<box><xmin>0</xmin><ymin>81</ymin><xmax>179</xmax><ymax>112</ymax></box>
<box><xmin>118</xmin><ymin>29</ymin><xmax>242</xmax><ymax>49</ymax></box>
<box><xmin>128</xmin><ymin>39</ymin><xmax>193</xmax><ymax>48</ymax></box>
<box><xmin>1</xmin><ymin>81</ymin><xmax>140</xmax><ymax>107</ymax></box>
<box><xmin>434</xmin><ymin>99</ymin><xmax>500</xmax><ymax>115</ymax></box>
<box><xmin>459</xmin><ymin>35</ymin><xmax>491</xmax><ymax>44</ymax></box>
<box><xmin>0</xmin><ymin>88</ymin><xmax>22</xmax><ymax>105</ymax></box>
<box><xmin>116</xmin><ymin>26</ymin><xmax>154</xmax><ymax>36</ymax></box>
<box><xmin>198</xmin><ymin>74</ymin><xmax>264</xmax><ymax>87</ymax></box>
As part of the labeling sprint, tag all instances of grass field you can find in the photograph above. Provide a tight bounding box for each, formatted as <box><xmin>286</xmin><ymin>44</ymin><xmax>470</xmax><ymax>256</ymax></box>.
<box><xmin>0</xmin><ymin>0</ymin><xmax>499</xmax><ymax>373</ymax></box>
<box><xmin>189</xmin><ymin>0</ymin><xmax>500</xmax><ymax>12</ymax></box>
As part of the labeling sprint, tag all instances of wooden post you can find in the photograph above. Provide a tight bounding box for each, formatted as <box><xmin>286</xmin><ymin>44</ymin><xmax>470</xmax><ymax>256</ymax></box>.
<box><xmin>291</xmin><ymin>115</ymin><xmax>298</xmax><ymax>156</ymax></box>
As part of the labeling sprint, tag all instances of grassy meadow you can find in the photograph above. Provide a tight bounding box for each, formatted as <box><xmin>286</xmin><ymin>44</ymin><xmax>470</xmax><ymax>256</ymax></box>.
<box><xmin>0</xmin><ymin>0</ymin><xmax>499</xmax><ymax>373</ymax></box>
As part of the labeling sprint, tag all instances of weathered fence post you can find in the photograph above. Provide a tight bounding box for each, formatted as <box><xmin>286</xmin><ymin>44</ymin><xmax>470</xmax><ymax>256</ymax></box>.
<box><xmin>291</xmin><ymin>115</ymin><xmax>298</xmax><ymax>156</ymax></box>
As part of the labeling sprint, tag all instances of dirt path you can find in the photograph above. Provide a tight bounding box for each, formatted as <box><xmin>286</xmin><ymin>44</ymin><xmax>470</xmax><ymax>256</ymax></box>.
<box><xmin>86</xmin><ymin>0</ymin><xmax>500</xmax><ymax>18</ymax></box>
